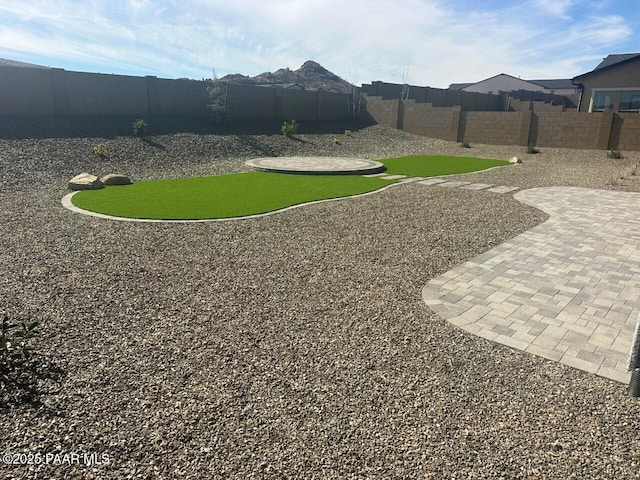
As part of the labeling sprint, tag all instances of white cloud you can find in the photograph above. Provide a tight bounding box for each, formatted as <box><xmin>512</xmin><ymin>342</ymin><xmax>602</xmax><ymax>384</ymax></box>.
<box><xmin>0</xmin><ymin>0</ymin><xmax>636</xmax><ymax>87</ymax></box>
<box><xmin>531</xmin><ymin>0</ymin><xmax>574</xmax><ymax>17</ymax></box>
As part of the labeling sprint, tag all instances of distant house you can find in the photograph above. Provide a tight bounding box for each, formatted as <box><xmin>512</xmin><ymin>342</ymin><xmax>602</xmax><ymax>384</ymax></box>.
<box><xmin>449</xmin><ymin>73</ymin><xmax>579</xmax><ymax>96</ymax></box>
<box><xmin>572</xmin><ymin>53</ymin><xmax>640</xmax><ymax>112</ymax></box>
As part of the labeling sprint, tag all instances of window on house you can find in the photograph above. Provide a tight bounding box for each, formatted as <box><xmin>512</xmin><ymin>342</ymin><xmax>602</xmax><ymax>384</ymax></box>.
<box><xmin>619</xmin><ymin>91</ymin><xmax>640</xmax><ymax>111</ymax></box>
<box><xmin>592</xmin><ymin>91</ymin><xmax>616</xmax><ymax>111</ymax></box>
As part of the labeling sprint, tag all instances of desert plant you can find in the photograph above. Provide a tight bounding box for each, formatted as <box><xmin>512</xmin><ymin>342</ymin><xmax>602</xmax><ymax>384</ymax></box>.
<box><xmin>607</xmin><ymin>150</ymin><xmax>623</xmax><ymax>159</ymax></box>
<box><xmin>461</xmin><ymin>140</ymin><xmax>471</xmax><ymax>148</ymax></box>
<box><xmin>206</xmin><ymin>77</ymin><xmax>229</xmax><ymax>124</ymax></box>
<box><xmin>281</xmin><ymin>120</ymin><xmax>298</xmax><ymax>137</ymax></box>
<box><xmin>1</xmin><ymin>310</ymin><xmax>38</xmax><ymax>381</ymax></box>
<box><xmin>132</xmin><ymin>119</ymin><xmax>148</xmax><ymax>137</ymax></box>
<box><xmin>93</xmin><ymin>144</ymin><xmax>107</xmax><ymax>157</ymax></box>
<box><xmin>333</xmin><ymin>137</ymin><xmax>340</xmax><ymax>145</ymax></box>
<box><xmin>344</xmin><ymin>129</ymin><xmax>352</xmax><ymax>137</ymax></box>
<box><xmin>526</xmin><ymin>144</ymin><xmax>540</xmax><ymax>154</ymax></box>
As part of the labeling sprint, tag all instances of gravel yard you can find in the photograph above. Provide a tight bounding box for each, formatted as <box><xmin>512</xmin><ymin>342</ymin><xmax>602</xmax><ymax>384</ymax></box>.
<box><xmin>3</xmin><ymin>121</ymin><xmax>640</xmax><ymax>479</ymax></box>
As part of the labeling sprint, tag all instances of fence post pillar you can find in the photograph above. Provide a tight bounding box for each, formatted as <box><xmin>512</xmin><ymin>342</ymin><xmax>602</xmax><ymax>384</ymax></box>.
<box><xmin>519</xmin><ymin>110</ymin><xmax>534</xmax><ymax>146</ymax></box>
<box><xmin>451</xmin><ymin>106</ymin><xmax>462</xmax><ymax>142</ymax></box>
<box><xmin>597</xmin><ymin>110</ymin><xmax>615</xmax><ymax>150</ymax></box>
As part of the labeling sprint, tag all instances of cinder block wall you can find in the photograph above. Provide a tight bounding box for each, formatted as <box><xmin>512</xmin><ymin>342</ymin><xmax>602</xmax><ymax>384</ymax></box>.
<box><xmin>278</xmin><ymin>89</ymin><xmax>317</xmax><ymax>121</ymax></box>
<box><xmin>147</xmin><ymin>77</ymin><xmax>208</xmax><ymax>117</ymax></box>
<box><xmin>226</xmin><ymin>83</ymin><xmax>276</xmax><ymax>119</ymax></box>
<box><xmin>360</xmin><ymin>95</ymin><xmax>399</xmax><ymax>128</ymax></box>
<box><xmin>360</xmin><ymin>89</ymin><xmax>640</xmax><ymax>150</ymax></box>
<box><xmin>56</xmin><ymin>71</ymin><xmax>150</xmax><ymax>116</ymax></box>
<box><xmin>509</xmin><ymin>98</ymin><xmax>565</xmax><ymax>112</ymax></box>
<box><xmin>532</xmin><ymin>112</ymin><xmax>604</xmax><ymax>149</ymax></box>
<box><xmin>0</xmin><ymin>66</ymin><xmax>56</xmax><ymax>115</ymax></box>
<box><xmin>402</xmin><ymin>101</ymin><xmax>460</xmax><ymax>141</ymax></box>
<box><xmin>610</xmin><ymin>113</ymin><xmax>640</xmax><ymax>151</ymax></box>
<box><xmin>317</xmin><ymin>91</ymin><xmax>350</xmax><ymax>120</ymax></box>
<box><xmin>460</xmin><ymin>111</ymin><xmax>532</xmax><ymax>145</ymax></box>
<box><xmin>0</xmin><ymin>66</ymin><xmax>211</xmax><ymax>117</ymax></box>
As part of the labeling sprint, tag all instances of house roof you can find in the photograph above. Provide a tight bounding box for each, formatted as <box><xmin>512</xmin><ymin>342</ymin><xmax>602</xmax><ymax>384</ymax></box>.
<box><xmin>528</xmin><ymin>79</ymin><xmax>577</xmax><ymax>90</ymax></box>
<box><xmin>594</xmin><ymin>53</ymin><xmax>640</xmax><ymax>70</ymax></box>
<box><xmin>449</xmin><ymin>74</ymin><xmax>574</xmax><ymax>92</ymax></box>
<box><xmin>448</xmin><ymin>82</ymin><xmax>473</xmax><ymax>90</ymax></box>
<box><xmin>573</xmin><ymin>53</ymin><xmax>640</xmax><ymax>80</ymax></box>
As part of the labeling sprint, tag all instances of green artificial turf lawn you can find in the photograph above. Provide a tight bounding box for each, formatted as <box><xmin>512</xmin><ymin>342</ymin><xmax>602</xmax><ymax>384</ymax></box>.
<box><xmin>72</xmin><ymin>171</ymin><xmax>395</xmax><ymax>220</ymax></box>
<box><xmin>380</xmin><ymin>155</ymin><xmax>508</xmax><ymax>177</ymax></box>
<box><xmin>71</xmin><ymin>155</ymin><xmax>509</xmax><ymax>220</ymax></box>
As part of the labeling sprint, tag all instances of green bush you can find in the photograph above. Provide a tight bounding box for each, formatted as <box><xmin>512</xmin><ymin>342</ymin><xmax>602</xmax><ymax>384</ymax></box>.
<box><xmin>281</xmin><ymin>120</ymin><xmax>299</xmax><ymax>137</ymax></box>
<box><xmin>607</xmin><ymin>150</ymin><xmax>623</xmax><ymax>159</ymax></box>
<box><xmin>132</xmin><ymin>119</ymin><xmax>148</xmax><ymax>137</ymax></box>
<box><xmin>1</xmin><ymin>310</ymin><xmax>38</xmax><ymax>382</ymax></box>
<box><xmin>93</xmin><ymin>144</ymin><xmax>107</xmax><ymax>157</ymax></box>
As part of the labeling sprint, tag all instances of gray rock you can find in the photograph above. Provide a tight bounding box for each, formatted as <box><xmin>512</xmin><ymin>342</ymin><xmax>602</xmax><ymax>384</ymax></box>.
<box><xmin>100</xmin><ymin>173</ymin><xmax>132</xmax><ymax>186</ymax></box>
<box><xmin>68</xmin><ymin>172</ymin><xmax>103</xmax><ymax>190</ymax></box>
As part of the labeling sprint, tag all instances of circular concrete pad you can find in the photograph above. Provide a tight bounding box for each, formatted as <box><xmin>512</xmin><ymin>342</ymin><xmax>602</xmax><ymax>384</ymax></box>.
<box><xmin>245</xmin><ymin>156</ymin><xmax>384</xmax><ymax>175</ymax></box>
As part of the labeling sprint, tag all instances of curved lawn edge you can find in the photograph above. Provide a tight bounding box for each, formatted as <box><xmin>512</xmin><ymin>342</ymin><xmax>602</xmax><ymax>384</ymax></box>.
<box><xmin>62</xmin><ymin>159</ymin><xmax>514</xmax><ymax>223</ymax></box>
<box><xmin>61</xmin><ymin>181</ymin><xmax>404</xmax><ymax>223</ymax></box>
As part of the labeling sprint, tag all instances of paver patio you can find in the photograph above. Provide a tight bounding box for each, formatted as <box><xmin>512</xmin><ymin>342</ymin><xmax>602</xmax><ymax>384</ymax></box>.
<box><xmin>422</xmin><ymin>186</ymin><xmax>640</xmax><ymax>384</ymax></box>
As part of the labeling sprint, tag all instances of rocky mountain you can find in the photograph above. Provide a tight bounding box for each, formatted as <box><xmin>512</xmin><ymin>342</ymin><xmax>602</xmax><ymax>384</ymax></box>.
<box><xmin>220</xmin><ymin>61</ymin><xmax>354</xmax><ymax>93</ymax></box>
<box><xmin>0</xmin><ymin>58</ymin><xmax>49</xmax><ymax>68</ymax></box>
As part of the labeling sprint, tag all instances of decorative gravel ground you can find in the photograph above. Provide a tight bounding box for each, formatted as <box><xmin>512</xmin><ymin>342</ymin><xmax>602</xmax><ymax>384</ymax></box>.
<box><xmin>3</xmin><ymin>123</ymin><xmax>640</xmax><ymax>479</ymax></box>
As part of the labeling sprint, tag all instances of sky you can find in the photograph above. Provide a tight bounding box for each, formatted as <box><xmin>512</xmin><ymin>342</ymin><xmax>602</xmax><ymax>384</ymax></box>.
<box><xmin>0</xmin><ymin>0</ymin><xmax>638</xmax><ymax>88</ymax></box>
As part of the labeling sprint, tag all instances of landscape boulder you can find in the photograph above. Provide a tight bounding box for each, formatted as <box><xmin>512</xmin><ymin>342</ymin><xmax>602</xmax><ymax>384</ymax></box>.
<box><xmin>100</xmin><ymin>173</ymin><xmax>132</xmax><ymax>186</ymax></box>
<box><xmin>68</xmin><ymin>172</ymin><xmax>103</xmax><ymax>191</ymax></box>
<box><xmin>509</xmin><ymin>156</ymin><xmax>522</xmax><ymax>164</ymax></box>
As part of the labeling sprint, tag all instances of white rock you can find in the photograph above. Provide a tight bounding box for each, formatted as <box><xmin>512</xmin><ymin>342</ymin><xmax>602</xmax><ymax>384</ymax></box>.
<box><xmin>100</xmin><ymin>174</ymin><xmax>132</xmax><ymax>186</ymax></box>
<box><xmin>68</xmin><ymin>172</ymin><xmax>103</xmax><ymax>191</ymax></box>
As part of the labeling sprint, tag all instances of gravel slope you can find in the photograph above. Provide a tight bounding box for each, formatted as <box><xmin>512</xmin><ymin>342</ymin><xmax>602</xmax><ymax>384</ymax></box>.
<box><xmin>2</xmin><ymin>124</ymin><xmax>640</xmax><ymax>479</ymax></box>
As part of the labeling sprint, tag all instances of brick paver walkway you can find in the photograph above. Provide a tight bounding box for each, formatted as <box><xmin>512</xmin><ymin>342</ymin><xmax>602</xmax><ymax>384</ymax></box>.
<box><xmin>422</xmin><ymin>186</ymin><xmax>640</xmax><ymax>384</ymax></box>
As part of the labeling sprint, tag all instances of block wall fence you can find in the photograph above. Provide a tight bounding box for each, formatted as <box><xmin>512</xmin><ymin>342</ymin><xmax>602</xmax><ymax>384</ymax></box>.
<box><xmin>4</xmin><ymin>66</ymin><xmax>628</xmax><ymax>149</ymax></box>
<box><xmin>361</xmin><ymin>94</ymin><xmax>637</xmax><ymax>150</ymax></box>
<box><xmin>0</xmin><ymin>66</ymin><xmax>351</xmax><ymax>121</ymax></box>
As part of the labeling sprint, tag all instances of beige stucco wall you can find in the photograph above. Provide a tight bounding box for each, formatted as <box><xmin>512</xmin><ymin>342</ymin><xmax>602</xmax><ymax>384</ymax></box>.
<box><xmin>576</xmin><ymin>59</ymin><xmax>640</xmax><ymax>112</ymax></box>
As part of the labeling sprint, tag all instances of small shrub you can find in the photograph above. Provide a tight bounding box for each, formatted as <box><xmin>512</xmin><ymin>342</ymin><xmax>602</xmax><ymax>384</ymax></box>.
<box><xmin>461</xmin><ymin>140</ymin><xmax>471</xmax><ymax>148</ymax></box>
<box><xmin>281</xmin><ymin>120</ymin><xmax>298</xmax><ymax>137</ymax></box>
<box><xmin>344</xmin><ymin>129</ymin><xmax>352</xmax><ymax>137</ymax></box>
<box><xmin>93</xmin><ymin>144</ymin><xmax>107</xmax><ymax>157</ymax></box>
<box><xmin>132</xmin><ymin>119</ymin><xmax>148</xmax><ymax>137</ymax></box>
<box><xmin>526</xmin><ymin>144</ymin><xmax>540</xmax><ymax>154</ymax></box>
<box><xmin>206</xmin><ymin>80</ymin><xmax>229</xmax><ymax>124</ymax></box>
<box><xmin>607</xmin><ymin>150</ymin><xmax>623</xmax><ymax>159</ymax></box>
<box><xmin>1</xmin><ymin>310</ymin><xmax>38</xmax><ymax>382</ymax></box>
<box><xmin>333</xmin><ymin>137</ymin><xmax>340</xmax><ymax>145</ymax></box>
